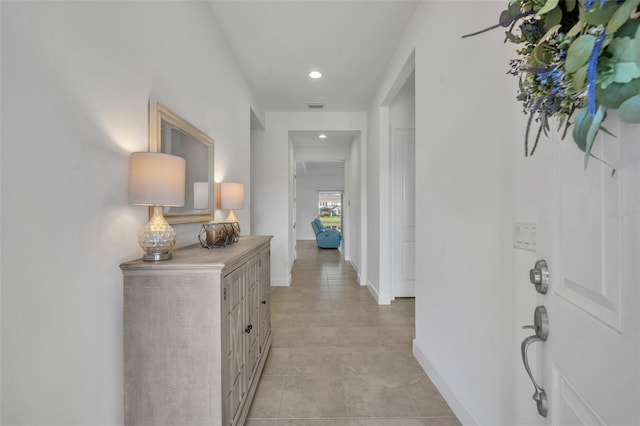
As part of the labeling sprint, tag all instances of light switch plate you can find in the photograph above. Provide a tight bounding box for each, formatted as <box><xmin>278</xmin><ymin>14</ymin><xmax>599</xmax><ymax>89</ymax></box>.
<box><xmin>514</xmin><ymin>222</ymin><xmax>536</xmax><ymax>251</ymax></box>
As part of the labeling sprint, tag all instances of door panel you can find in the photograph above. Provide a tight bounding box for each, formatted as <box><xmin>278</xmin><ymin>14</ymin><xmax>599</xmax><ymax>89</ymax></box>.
<box><xmin>536</xmin><ymin>113</ymin><xmax>639</xmax><ymax>425</ymax></box>
<box><xmin>393</xmin><ymin>129</ymin><xmax>416</xmax><ymax>297</ymax></box>
<box><xmin>224</xmin><ymin>266</ymin><xmax>246</xmax><ymax>426</ymax></box>
<box><xmin>557</xmin><ymin>135</ymin><xmax>622</xmax><ymax>330</ymax></box>
<box><xmin>553</xmin><ymin>366</ymin><xmax>606</xmax><ymax>425</ymax></box>
<box><xmin>246</xmin><ymin>257</ymin><xmax>260</xmax><ymax>383</ymax></box>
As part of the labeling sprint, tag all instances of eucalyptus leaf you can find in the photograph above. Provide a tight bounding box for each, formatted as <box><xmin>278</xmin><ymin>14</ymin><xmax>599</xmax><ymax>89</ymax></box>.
<box><xmin>636</xmin><ymin>24</ymin><xmax>640</xmax><ymax>58</ymax></box>
<box><xmin>572</xmin><ymin>64</ymin><xmax>588</xmax><ymax>91</ymax></box>
<box><xmin>505</xmin><ymin>31</ymin><xmax>522</xmax><ymax>43</ymax></box>
<box><xmin>584</xmin><ymin>106</ymin><xmax>606</xmax><ymax>168</ymax></box>
<box><xmin>596</xmin><ymin>80</ymin><xmax>640</xmax><ymax>108</ymax></box>
<box><xmin>619</xmin><ymin>94</ymin><xmax>640</xmax><ymax>123</ymax></box>
<box><xmin>533</xmin><ymin>42</ymin><xmax>551</xmax><ymax>66</ymax></box>
<box><xmin>565</xmin><ymin>35</ymin><xmax>596</xmax><ymax>73</ymax></box>
<box><xmin>607</xmin><ymin>37</ymin><xmax>640</xmax><ymax>83</ymax></box>
<box><xmin>566</xmin><ymin>0</ymin><xmax>576</xmax><ymax>12</ymax></box>
<box><xmin>545</xmin><ymin>7</ymin><xmax>563</xmax><ymax>28</ymax></box>
<box><xmin>567</xmin><ymin>20</ymin><xmax>584</xmax><ymax>37</ymax></box>
<box><xmin>508</xmin><ymin>1</ymin><xmax>521</xmax><ymax>16</ymax></box>
<box><xmin>607</xmin><ymin>0</ymin><xmax>640</xmax><ymax>34</ymax></box>
<box><xmin>572</xmin><ymin>108</ymin><xmax>590</xmax><ymax>152</ymax></box>
<box><xmin>500</xmin><ymin>10</ymin><xmax>512</xmax><ymax>27</ymax></box>
<box><xmin>617</xmin><ymin>16</ymin><xmax>640</xmax><ymax>38</ymax></box>
<box><xmin>537</xmin><ymin>0</ymin><xmax>560</xmax><ymax>17</ymax></box>
<box><xmin>581</xmin><ymin>2</ymin><xmax>620</xmax><ymax>25</ymax></box>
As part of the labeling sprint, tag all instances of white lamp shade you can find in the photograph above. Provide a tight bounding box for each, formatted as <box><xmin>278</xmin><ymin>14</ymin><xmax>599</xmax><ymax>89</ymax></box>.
<box><xmin>129</xmin><ymin>152</ymin><xmax>186</xmax><ymax>206</ymax></box>
<box><xmin>193</xmin><ymin>181</ymin><xmax>209</xmax><ymax>210</ymax></box>
<box><xmin>220</xmin><ymin>182</ymin><xmax>245</xmax><ymax>210</ymax></box>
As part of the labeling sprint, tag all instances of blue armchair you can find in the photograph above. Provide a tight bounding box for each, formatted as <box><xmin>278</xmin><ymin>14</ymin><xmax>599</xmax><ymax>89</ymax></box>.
<box><xmin>311</xmin><ymin>218</ymin><xmax>342</xmax><ymax>249</ymax></box>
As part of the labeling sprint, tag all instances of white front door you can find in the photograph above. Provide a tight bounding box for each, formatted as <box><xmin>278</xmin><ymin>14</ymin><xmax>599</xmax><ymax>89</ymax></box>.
<box><xmin>392</xmin><ymin>129</ymin><xmax>416</xmax><ymax>298</ymax></box>
<box><xmin>532</xmin><ymin>114</ymin><xmax>640</xmax><ymax>424</ymax></box>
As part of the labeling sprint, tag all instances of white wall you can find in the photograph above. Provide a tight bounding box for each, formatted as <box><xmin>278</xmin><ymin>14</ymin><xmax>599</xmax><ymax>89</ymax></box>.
<box><xmin>1</xmin><ymin>2</ymin><xmax>255</xmax><ymax>424</ymax></box>
<box><xmin>368</xmin><ymin>1</ymin><xmax>524</xmax><ymax>424</ymax></box>
<box><xmin>251</xmin><ymin>112</ymin><xmax>366</xmax><ymax>286</ymax></box>
<box><xmin>289</xmin><ymin>141</ymin><xmax>296</xmax><ymax>270</ymax></box>
<box><xmin>296</xmin><ymin>174</ymin><xmax>345</xmax><ymax>240</ymax></box>
<box><xmin>349</xmin><ymin>136</ymin><xmax>362</xmax><ymax>274</ymax></box>
<box><xmin>390</xmin><ymin>84</ymin><xmax>416</xmax><ymax>130</ymax></box>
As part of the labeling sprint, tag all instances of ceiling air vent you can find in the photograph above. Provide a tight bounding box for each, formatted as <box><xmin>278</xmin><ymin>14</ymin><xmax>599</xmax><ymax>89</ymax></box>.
<box><xmin>307</xmin><ymin>102</ymin><xmax>325</xmax><ymax>109</ymax></box>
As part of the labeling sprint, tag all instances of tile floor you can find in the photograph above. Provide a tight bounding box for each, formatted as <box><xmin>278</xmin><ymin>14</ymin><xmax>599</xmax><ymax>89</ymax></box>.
<box><xmin>246</xmin><ymin>241</ymin><xmax>460</xmax><ymax>426</ymax></box>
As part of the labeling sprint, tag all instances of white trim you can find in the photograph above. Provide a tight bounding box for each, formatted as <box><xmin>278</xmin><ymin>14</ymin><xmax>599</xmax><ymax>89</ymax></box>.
<box><xmin>379</xmin><ymin>50</ymin><xmax>416</xmax><ymax>304</ymax></box>
<box><xmin>366</xmin><ymin>280</ymin><xmax>391</xmax><ymax>305</ymax></box>
<box><xmin>351</xmin><ymin>262</ymin><xmax>362</xmax><ymax>285</ymax></box>
<box><xmin>378</xmin><ymin>105</ymin><xmax>392</xmax><ymax>306</ymax></box>
<box><xmin>366</xmin><ymin>280</ymin><xmax>380</xmax><ymax>302</ymax></box>
<box><xmin>359</xmin><ymin>127</ymin><xmax>367</xmax><ymax>293</ymax></box>
<box><xmin>413</xmin><ymin>340</ymin><xmax>478</xmax><ymax>426</ymax></box>
<box><xmin>271</xmin><ymin>271</ymin><xmax>293</xmax><ymax>287</ymax></box>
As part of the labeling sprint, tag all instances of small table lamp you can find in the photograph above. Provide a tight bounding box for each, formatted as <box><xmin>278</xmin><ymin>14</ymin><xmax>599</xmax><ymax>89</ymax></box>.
<box><xmin>129</xmin><ymin>152</ymin><xmax>186</xmax><ymax>261</ymax></box>
<box><xmin>220</xmin><ymin>182</ymin><xmax>244</xmax><ymax>223</ymax></box>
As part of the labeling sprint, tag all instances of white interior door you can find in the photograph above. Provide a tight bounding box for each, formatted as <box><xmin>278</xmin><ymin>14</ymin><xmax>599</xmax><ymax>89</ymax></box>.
<box><xmin>533</xmin><ymin>114</ymin><xmax>640</xmax><ymax>424</ymax></box>
<box><xmin>392</xmin><ymin>129</ymin><xmax>415</xmax><ymax>298</ymax></box>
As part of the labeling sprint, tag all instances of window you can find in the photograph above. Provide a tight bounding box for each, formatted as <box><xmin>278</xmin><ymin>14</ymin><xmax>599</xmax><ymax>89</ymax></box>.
<box><xmin>318</xmin><ymin>191</ymin><xmax>342</xmax><ymax>232</ymax></box>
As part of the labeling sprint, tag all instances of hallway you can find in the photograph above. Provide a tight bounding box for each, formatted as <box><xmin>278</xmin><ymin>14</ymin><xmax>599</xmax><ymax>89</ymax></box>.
<box><xmin>246</xmin><ymin>241</ymin><xmax>460</xmax><ymax>425</ymax></box>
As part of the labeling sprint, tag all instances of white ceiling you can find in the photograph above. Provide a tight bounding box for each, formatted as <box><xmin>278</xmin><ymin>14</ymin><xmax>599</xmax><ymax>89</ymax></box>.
<box><xmin>291</xmin><ymin>130</ymin><xmax>358</xmax><ymax>176</ymax></box>
<box><xmin>290</xmin><ymin>130</ymin><xmax>359</xmax><ymax>148</ymax></box>
<box><xmin>208</xmin><ymin>0</ymin><xmax>419</xmax><ymax>112</ymax></box>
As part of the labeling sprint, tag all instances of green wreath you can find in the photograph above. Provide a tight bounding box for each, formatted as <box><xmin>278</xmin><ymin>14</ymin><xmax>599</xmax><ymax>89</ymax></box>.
<box><xmin>464</xmin><ymin>0</ymin><xmax>640</xmax><ymax>172</ymax></box>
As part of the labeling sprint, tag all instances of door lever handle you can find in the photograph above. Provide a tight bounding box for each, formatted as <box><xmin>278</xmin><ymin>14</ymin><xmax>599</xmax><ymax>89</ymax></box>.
<box><xmin>521</xmin><ymin>335</ymin><xmax>548</xmax><ymax>417</ymax></box>
<box><xmin>520</xmin><ymin>306</ymin><xmax>549</xmax><ymax>417</ymax></box>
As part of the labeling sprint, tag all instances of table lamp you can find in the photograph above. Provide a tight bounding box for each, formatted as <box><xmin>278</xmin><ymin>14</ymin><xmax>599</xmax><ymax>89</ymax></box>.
<box><xmin>129</xmin><ymin>152</ymin><xmax>186</xmax><ymax>261</ymax></box>
<box><xmin>220</xmin><ymin>182</ymin><xmax>244</xmax><ymax>224</ymax></box>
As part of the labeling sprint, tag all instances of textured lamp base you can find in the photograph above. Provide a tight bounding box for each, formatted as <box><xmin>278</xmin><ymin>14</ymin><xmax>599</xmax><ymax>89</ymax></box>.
<box><xmin>138</xmin><ymin>206</ymin><xmax>176</xmax><ymax>262</ymax></box>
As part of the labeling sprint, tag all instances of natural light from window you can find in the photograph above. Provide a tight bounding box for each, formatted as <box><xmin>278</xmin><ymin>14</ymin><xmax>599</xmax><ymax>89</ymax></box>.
<box><xmin>318</xmin><ymin>191</ymin><xmax>342</xmax><ymax>233</ymax></box>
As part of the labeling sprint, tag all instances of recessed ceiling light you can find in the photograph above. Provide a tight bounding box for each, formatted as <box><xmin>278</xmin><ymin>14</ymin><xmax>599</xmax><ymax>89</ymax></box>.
<box><xmin>309</xmin><ymin>71</ymin><xmax>322</xmax><ymax>79</ymax></box>
<box><xmin>319</xmin><ymin>134</ymin><xmax>327</xmax><ymax>139</ymax></box>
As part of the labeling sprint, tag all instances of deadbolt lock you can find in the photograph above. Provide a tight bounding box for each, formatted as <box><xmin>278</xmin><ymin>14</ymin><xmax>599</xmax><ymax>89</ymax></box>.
<box><xmin>529</xmin><ymin>260</ymin><xmax>549</xmax><ymax>294</ymax></box>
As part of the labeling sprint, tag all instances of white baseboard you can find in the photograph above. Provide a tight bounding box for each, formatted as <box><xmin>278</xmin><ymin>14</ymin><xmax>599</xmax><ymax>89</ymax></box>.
<box><xmin>349</xmin><ymin>262</ymin><xmax>362</xmax><ymax>285</ymax></box>
<box><xmin>365</xmin><ymin>280</ymin><xmax>393</xmax><ymax>304</ymax></box>
<box><xmin>366</xmin><ymin>280</ymin><xmax>380</xmax><ymax>301</ymax></box>
<box><xmin>412</xmin><ymin>340</ymin><xmax>477</xmax><ymax>426</ymax></box>
<box><xmin>271</xmin><ymin>273</ymin><xmax>291</xmax><ymax>287</ymax></box>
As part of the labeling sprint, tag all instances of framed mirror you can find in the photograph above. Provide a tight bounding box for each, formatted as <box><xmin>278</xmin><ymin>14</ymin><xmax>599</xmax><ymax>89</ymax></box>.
<box><xmin>149</xmin><ymin>100</ymin><xmax>214</xmax><ymax>224</ymax></box>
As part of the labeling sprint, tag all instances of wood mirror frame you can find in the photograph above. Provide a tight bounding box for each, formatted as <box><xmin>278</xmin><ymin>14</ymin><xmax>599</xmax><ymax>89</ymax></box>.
<box><xmin>149</xmin><ymin>100</ymin><xmax>214</xmax><ymax>224</ymax></box>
